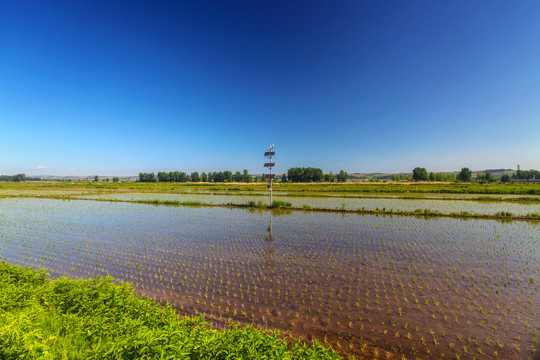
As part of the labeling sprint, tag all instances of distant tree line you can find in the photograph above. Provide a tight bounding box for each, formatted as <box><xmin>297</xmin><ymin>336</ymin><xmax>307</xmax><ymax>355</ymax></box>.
<box><xmin>0</xmin><ymin>174</ymin><xmax>26</xmax><ymax>182</ymax></box>
<box><xmin>409</xmin><ymin>167</ymin><xmax>474</xmax><ymax>182</ymax></box>
<box><xmin>392</xmin><ymin>172</ymin><xmax>457</xmax><ymax>182</ymax></box>
<box><xmin>500</xmin><ymin>174</ymin><xmax>511</xmax><ymax>183</ymax></box>
<box><xmin>476</xmin><ymin>172</ymin><xmax>495</xmax><ymax>182</ymax></box>
<box><xmin>138</xmin><ymin>173</ymin><xmax>157</xmax><ymax>182</ymax></box>
<box><xmin>287</xmin><ymin>167</ymin><xmax>323</xmax><ymax>182</ymax></box>
<box><xmin>139</xmin><ymin>168</ymin><xmax>348</xmax><ymax>183</ymax></box>
<box><xmin>138</xmin><ymin>170</ymin><xmax>252</xmax><ymax>183</ymax></box>
<box><xmin>513</xmin><ymin>169</ymin><xmax>540</xmax><ymax>180</ymax></box>
<box><xmin>402</xmin><ymin>167</ymin><xmax>532</xmax><ymax>183</ymax></box>
<box><xmin>95</xmin><ymin>177</ymin><xmax>120</xmax><ymax>182</ymax></box>
<box><xmin>0</xmin><ymin>174</ymin><xmax>40</xmax><ymax>182</ymax></box>
<box><xmin>285</xmin><ymin>167</ymin><xmax>347</xmax><ymax>183</ymax></box>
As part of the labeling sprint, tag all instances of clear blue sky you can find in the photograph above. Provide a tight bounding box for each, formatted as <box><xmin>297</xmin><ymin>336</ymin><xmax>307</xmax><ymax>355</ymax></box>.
<box><xmin>1</xmin><ymin>1</ymin><xmax>539</xmax><ymax>176</ymax></box>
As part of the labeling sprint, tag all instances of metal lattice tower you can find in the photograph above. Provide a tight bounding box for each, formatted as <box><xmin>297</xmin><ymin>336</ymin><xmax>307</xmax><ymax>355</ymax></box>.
<box><xmin>264</xmin><ymin>144</ymin><xmax>276</xmax><ymax>204</ymax></box>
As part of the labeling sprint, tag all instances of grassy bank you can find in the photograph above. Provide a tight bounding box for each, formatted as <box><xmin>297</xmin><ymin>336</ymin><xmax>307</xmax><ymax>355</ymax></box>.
<box><xmin>0</xmin><ymin>261</ymin><xmax>340</xmax><ymax>359</ymax></box>
<box><xmin>1</xmin><ymin>180</ymin><xmax>540</xmax><ymax>196</ymax></box>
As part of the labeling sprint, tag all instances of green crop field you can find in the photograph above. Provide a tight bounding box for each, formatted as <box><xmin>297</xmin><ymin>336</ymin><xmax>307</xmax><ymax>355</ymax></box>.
<box><xmin>1</xmin><ymin>180</ymin><xmax>540</xmax><ymax>197</ymax></box>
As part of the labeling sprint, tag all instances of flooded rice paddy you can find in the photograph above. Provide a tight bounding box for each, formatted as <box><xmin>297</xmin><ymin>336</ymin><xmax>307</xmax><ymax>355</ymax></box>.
<box><xmin>0</xmin><ymin>197</ymin><xmax>538</xmax><ymax>359</ymax></box>
<box><xmin>84</xmin><ymin>192</ymin><xmax>540</xmax><ymax>216</ymax></box>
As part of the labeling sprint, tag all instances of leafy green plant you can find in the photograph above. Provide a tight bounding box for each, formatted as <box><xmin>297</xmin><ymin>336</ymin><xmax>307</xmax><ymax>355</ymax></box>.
<box><xmin>0</xmin><ymin>262</ymin><xmax>341</xmax><ymax>359</ymax></box>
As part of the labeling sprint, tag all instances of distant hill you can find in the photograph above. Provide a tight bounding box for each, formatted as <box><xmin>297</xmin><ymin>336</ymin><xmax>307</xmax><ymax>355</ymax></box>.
<box><xmin>483</xmin><ymin>169</ymin><xmax>513</xmax><ymax>173</ymax></box>
<box><xmin>34</xmin><ymin>175</ymin><xmax>138</xmax><ymax>181</ymax></box>
<box><xmin>472</xmin><ymin>169</ymin><xmax>514</xmax><ymax>178</ymax></box>
<box><xmin>348</xmin><ymin>169</ymin><xmax>517</xmax><ymax>181</ymax></box>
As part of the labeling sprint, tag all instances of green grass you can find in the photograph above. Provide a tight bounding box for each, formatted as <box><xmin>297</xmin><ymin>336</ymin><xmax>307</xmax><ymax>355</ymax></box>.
<box><xmin>0</xmin><ymin>261</ymin><xmax>340</xmax><ymax>360</ymax></box>
<box><xmin>270</xmin><ymin>200</ymin><xmax>292</xmax><ymax>208</ymax></box>
<box><xmin>1</xmin><ymin>180</ymin><xmax>539</xmax><ymax>196</ymax></box>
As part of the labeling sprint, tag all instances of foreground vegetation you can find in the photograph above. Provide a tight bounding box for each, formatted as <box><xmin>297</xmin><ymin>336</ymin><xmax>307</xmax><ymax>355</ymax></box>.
<box><xmin>0</xmin><ymin>261</ymin><xmax>340</xmax><ymax>359</ymax></box>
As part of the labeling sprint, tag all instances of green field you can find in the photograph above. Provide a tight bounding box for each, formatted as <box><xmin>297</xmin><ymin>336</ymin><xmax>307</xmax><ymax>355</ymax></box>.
<box><xmin>1</xmin><ymin>180</ymin><xmax>540</xmax><ymax>196</ymax></box>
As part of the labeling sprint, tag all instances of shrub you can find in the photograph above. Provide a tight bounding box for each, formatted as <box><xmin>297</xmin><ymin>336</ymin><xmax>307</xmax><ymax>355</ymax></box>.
<box><xmin>271</xmin><ymin>200</ymin><xmax>292</xmax><ymax>208</ymax></box>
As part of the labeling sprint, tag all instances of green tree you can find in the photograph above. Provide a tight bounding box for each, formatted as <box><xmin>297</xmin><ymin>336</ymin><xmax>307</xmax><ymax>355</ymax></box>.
<box><xmin>337</xmin><ymin>170</ymin><xmax>348</xmax><ymax>182</ymax></box>
<box><xmin>157</xmin><ymin>172</ymin><xmax>168</xmax><ymax>182</ymax></box>
<box><xmin>94</xmin><ymin>175</ymin><xmax>99</xmax><ymax>182</ymax></box>
<box><xmin>485</xmin><ymin>172</ymin><xmax>494</xmax><ymax>182</ymax></box>
<box><xmin>501</xmin><ymin>174</ymin><xmax>511</xmax><ymax>183</ymax></box>
<box><xmin>513</xmin><ymin>169</ymin><xmax>540</xmax><ymax>180</ymax></box>
<box><xmin>233</xmin><ymin>171</ymin><xmax>242</xmax><ymax>182</ymax></box>
<box><xmin>201</xmin><ymin>172</ymin><xmax>207</xmax><ymax>182</ymax></box>
<box><xmin>428</xmin><ymin>172</ymin><xmax>435</xmax><ymax>181</ymax></box>
<box><xmin>191</xmin><ymin>172</ymin><xmax>200</xmax><ymax>182</ymax></box>
<box><xmin>287</xmin><ymin>167</ymin><xmax>302</xmax><ymax>182</ymax></box>
<box><xmin>0</xmin><ymin>174</ymin><xmax>26</xmax><ymax>182</ymax></box>
<box><xmin>242</xmin><ymin>170</ymin><xmax>251</xmax><ymax>183</ymax></box>
<box><xmin>138</xmin><ymin>172</ymin><xmax>156</xmax><ymax>182</ymax></box>
<box><xmin>311</xmin><ymin>168</ymin><xmax>324</xmax><ymax>182</ymax></box>
<box><xmin>179</xmin><ymin>172</ymin><xmax>189</xmax><ymax>182</ymax></box>
<box><xmin>287</xmin><ymin>167</ymin><xmax>324</xmax><ymax>182</ymax></box>
<box><xmin>412</xmin><ymin>167</ymin><xmax>428</xmax><ymax>181</ymax></box>
<box><xmin>457</xmin><ymin>167</ymin><xmax>472</xmax><ymax>182</ymax></box>
<box><xmin>281</xmin><ymin>173</ymin><xmax>287</xmax><ymax>182</ymax></box>
<box><xmin>112</xmin><ymin>177</ymin><xmax>119</xmax><ymax>182</ymax></box>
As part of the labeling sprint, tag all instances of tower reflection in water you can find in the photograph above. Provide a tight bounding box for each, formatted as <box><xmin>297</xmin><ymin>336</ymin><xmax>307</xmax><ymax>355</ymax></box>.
<box><xmin>263</xmin><ymin>212</ymin><xmax>275</xmax><ymax>267</ymax></box>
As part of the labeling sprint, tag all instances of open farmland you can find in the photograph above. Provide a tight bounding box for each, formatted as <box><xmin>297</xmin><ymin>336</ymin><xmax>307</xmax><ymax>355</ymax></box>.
<box><xmin>0</xmin><ymin>197</ymin><xmax>538</xmax><ymax>359</ymax></box>
<box><xmin>1</xmin><ymin>180</ymin><xmax>540</xmax><ymax>197</ymax></box>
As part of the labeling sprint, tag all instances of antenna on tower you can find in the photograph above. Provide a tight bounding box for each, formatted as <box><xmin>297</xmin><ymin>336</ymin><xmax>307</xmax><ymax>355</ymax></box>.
<box><xmin>263</xmin><ymin>144</ymin><xmax>276</xmax><ymax>205</ymax></box>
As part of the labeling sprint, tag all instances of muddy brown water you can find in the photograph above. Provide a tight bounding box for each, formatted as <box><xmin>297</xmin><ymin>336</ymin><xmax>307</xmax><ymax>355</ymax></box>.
<box><xmin>0</xmin><ymin>198</ymin><xmax>538</xmax><ymax>359</ymax></box>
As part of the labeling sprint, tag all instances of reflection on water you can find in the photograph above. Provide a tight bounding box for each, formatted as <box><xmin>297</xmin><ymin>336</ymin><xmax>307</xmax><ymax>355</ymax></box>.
<box><xmin>263</xmin><ymin>213</ymin><xmax>275</xmax><ymax>267</ymax></box>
